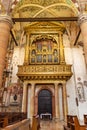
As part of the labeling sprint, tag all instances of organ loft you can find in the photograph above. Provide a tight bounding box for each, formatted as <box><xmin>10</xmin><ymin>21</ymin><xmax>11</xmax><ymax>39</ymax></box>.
<box><xmin>0</xmin><ymin>0</ymin><xmax>87</xmax><ymax>130</ymax></box>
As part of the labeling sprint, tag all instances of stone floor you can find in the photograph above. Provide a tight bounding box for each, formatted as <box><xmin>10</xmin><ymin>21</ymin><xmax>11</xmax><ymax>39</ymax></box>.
<box><xmin>40</xmin><ymin>120</ymin><xmax>65</xmax><ymax>130</ymax></box>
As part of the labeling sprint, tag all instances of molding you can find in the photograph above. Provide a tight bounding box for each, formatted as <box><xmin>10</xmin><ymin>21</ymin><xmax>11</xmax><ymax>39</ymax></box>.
<box><xmin>17</xmin><ymin>64</ymin><xmax>72</xmax><ymax>81</ymax></box>
<box><xmin>0</xmin><ymin>15</ymin><xmax>13</xmax><ymax>27</ymax></box>
<box><xmin>78</xmin><ymin>13</ymin><xmax>87</xmax><ymax>25</ymax></box>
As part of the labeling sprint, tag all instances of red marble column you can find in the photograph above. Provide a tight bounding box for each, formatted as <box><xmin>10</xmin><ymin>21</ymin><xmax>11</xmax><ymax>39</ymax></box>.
<box><xmin>0</xmin><ymin>15</ymin><xmax>12</xmax><ymax>88</ymax></box>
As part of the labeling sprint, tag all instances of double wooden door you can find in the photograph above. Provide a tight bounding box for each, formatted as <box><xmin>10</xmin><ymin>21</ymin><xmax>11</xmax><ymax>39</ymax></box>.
<box><xmin>38</xmin><ymin>89</ymin><xmax>52</xmax><ymax>115</ymax></box>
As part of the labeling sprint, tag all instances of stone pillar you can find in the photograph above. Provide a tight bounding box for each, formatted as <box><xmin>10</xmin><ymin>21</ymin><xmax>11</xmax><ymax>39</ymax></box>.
<box><xmin>55</xmin><ymin>83</ymin><xmax>59</xmax><ymax>120</ymax></box>
<box><xmin>78</xmin><ymin>13</ymin><xmax>87</xmax><ymax>67</ymax></box>
<box><xmin>63</xmin><ymin>82</ymin><xmax>68</xmax><ymax>121</ymax></box>
<box><xmin>30</xmin><ymin>83</ymin><xmax>35</xmax><ymax>118</ymax></box>
<box><xmin>27</xmin><ymin>84</ymin><xmax>31</xmax><ymax>118</ymax></box>
<box><xmin>22</xmin><ymin>82</ymin><xmax>28</xmax><ymax>112</ymax></box>
<box><xmin>0</xmin><ymin>15</ymin><xmax>12</xmax><ymax>88</ymax></box>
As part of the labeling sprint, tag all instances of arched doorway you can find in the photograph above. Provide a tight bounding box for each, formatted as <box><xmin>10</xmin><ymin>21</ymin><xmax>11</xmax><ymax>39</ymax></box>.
<box><xmin>38</xmin><ymin>89</ymin><xmax>52</xmax><ymax>117</ymax></box>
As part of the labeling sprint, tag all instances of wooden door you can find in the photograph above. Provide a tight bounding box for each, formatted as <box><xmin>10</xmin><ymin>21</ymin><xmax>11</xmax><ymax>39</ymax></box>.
<box><xmin>38</xmin><ymin>89</ymin><xmax>52</xmax><ymax>115</ymax></box>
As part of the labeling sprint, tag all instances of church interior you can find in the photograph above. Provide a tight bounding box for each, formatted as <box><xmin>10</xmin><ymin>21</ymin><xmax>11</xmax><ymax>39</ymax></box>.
<box><xmin>0</xmin><ymin>0</ymin><xmax>87</xmax><ymax>130</ymax></box>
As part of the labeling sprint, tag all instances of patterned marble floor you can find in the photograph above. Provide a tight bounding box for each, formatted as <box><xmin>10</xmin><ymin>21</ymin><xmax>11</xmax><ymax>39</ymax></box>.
<box><xmin>40</xmin><ymin>120</ymin><xmax>65</xmax><ymax>130</ymax></box>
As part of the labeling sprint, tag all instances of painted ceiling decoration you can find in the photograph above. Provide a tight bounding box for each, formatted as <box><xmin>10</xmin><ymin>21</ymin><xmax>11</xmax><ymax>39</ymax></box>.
<box><xmin>0</xmin><ymin>0</ymin><xmax>87</xmax><ymax>16</ymax></box>
<box><xmin>0</xmin><ymin>0</ymin><xmax>87</xmax><ymax>47</ymax></box>
<box><xmin>12</xmin><ymin>0</ymin><xmax>79</xmax><ymax>18</ymax></box>
<box><xmin>11</xmin><ymin>0</ymin><xmax>79</xmax><ymax>35</ymax></box>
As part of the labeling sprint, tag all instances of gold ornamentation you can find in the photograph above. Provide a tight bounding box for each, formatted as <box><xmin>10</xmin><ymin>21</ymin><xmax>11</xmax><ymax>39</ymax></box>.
<box><xmin>0</xmin><ymin>2</ymin><xmax>6</xmax><ymax>14</ymax></box>
<box><xmin>12</xmin><ymin>0</ymin><xmax>78</xmax><ymax>17</ymax></box>
<box><xmin>17</xmin><ymin>64</ymin><xmax>72</xmax><ymax>81</ymax></box>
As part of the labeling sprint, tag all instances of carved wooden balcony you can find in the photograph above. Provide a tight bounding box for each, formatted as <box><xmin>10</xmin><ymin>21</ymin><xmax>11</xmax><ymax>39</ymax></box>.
<box><xmin>17</xmin><ymin>64</ymin><xmax>72</xmax><ymax>81</ymax></box>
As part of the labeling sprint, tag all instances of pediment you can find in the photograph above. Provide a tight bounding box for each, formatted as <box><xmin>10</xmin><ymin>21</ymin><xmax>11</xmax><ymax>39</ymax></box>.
<box><xmin>24</xmin><ymin>22</ymin><xmax>66</xmax><ymax>33</ymax></box>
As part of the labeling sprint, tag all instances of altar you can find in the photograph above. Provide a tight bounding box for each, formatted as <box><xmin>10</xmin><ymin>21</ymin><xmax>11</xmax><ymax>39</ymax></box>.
<box><xmin>40</xmin><ymin>113</ymin><xmax>52</xmax><ymax>119</ymax></box>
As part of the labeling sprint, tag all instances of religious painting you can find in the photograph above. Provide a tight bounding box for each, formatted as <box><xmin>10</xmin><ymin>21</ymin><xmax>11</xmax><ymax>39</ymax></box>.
<box><xmin>84</xmin><ymin>80</ymin><xmax>87</xmax><ymax>87</ymax></box>
<box><xmin>8</xmin><ymin>83</ymin><xmax>23</xmax><ymax>106</ymax></box>
<box><xmin>77</xmin><ymin>82</ymin><xmax>85</xmax><ymax>102</ymax></box>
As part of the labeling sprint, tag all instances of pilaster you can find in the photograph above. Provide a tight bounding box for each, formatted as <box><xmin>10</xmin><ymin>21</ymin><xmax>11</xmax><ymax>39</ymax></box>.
<box><xmin>63</xmin><ymin>82</ymin><xmax>68</xmax><ymax>121</ymax></box>
<box><xmin>30</xmin><ymin>83</ymin><xmax>35</xmax><ymax>118</ymax></box>
<box><xmin>59</xmin><ymin>33</ymin><xmax>65</xmax><ymax>64</ymax></box>
<box><xmin>24</xmin><ymin>34</ymin><xmax>29</xmax><ymax>65</ymax></box>
<box><xmin>55</xmin><ymin>83</ymin><xmax>59</xmax><ymax>120</ymax></box>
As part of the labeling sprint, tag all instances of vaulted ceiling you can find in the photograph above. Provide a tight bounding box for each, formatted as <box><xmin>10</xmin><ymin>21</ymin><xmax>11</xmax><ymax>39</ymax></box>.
<box><xmin>0</xmin><ymin>0</ymin><xmax>87</xmax><ymax>47</ymax></box>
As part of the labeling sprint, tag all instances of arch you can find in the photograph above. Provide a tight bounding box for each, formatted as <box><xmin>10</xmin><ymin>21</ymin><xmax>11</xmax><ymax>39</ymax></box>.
<box><xmin>12</xmin><ymin>2</ymin><xmax>78</xmax><ymax>17</ymax></box>
<box><xmin>34</xmin><ymin>84</ymin><xmax>55</xmax><ymax>117</ymax></box>
<box><xmin>38</xmin><ymin>89</ymin><xmax>52</xmax><ymax>117</ymax></box>
<box><xmin>35</xmin><ymin>84</ymin><xmax>54</xmax><ymax>96</ymax></box>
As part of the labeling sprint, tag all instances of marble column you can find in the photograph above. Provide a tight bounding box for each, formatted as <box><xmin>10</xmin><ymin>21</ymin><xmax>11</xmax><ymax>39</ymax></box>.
<box><xmin>55</xmin><ymin>83</ymin><xmax>59</xmax><ymax>119</ymax></box>
<box><xmin>22</xmin><ymin>82</ymin><xmax>28</xmax><ymax>112</ymax></box>
<box><xmin>30</xmin><ymin>83</ymin><xmax>35</xmax><ymax>118</ymax></box>
<box><xmin>27</xmin><ymin>84</ymin><xmax>31</xmax><ymax>118</ymax></box>
<box><xmin>0</xmin><ymin>15</ymin><xmax>12</xmax><ymax>88</ymax></box>
<box><xmin>63</xmin><ymin>82</ymin><xmax>68</xmax><ymax>121</ymax></box>
<box><xmin>78</xmin><ymin>13</ymin><xmax>87</xmax><ymax>66</ymax></box>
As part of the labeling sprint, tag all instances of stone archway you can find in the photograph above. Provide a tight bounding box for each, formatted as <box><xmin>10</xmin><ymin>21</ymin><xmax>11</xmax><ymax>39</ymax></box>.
<box><xmin>34</xmin><ymin>84</ymin><xmax>55</xmax><ymax>118</ymax></box>
<box><xmin>38</xmin><ymin>89</ymin><xmax>52</xmax><ymax>116</ymax></box>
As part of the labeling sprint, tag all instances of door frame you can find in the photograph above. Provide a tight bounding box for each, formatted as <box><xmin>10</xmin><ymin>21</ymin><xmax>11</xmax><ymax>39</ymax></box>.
<box><xmin>38</xmin><ymin>89</ymin><xmax>52</xmax><ymax>115</ymax></box>
<box><xmin>34</xmin><ymin>86</ymin><xmax>55</xmax><ymax>117</ymax></box>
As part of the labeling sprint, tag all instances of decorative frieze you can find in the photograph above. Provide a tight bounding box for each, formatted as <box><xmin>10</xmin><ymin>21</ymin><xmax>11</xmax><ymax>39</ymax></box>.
<box><xmin>17</xmin><ymin>64</ymin><xmax>72</xmax><ymax>81</ymax></box>
<box><xmin>18</xmin><ymin>64</ymin><xmax>72</xmax><ymax>73</ymax></box>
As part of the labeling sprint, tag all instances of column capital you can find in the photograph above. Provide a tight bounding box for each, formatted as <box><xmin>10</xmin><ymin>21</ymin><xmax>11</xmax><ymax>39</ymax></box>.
<box><xmin>55</xmin><ymin>83</ymin><xmax>58</xmax><ymax>87</ymax></box>
<box><xmin>0</xmin><ymin>15</ymin><xmax>13</xmax><ymax>28</ymax></box>
<box><xmin>23</xmin><ymin>81</ymin><xmax>28</xmax><ymax>87</ymax></box>
<box><xmin>78</xmin><ymin>13</ymin><xmax>87</xmax><ymax>25</ymax></box>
